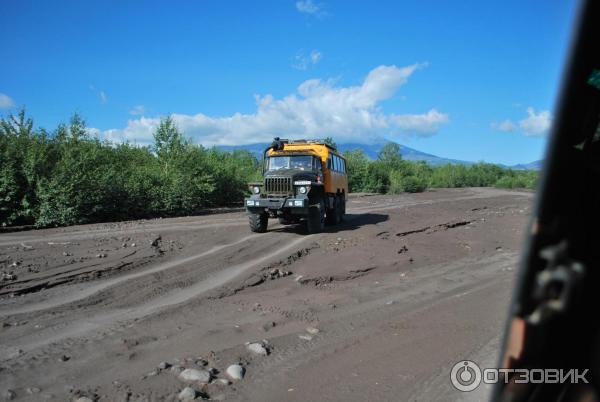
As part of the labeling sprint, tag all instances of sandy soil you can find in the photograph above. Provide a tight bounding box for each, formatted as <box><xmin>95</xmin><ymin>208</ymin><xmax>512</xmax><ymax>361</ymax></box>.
<box><xmin>0</xmin><ymin>188</ymin><xmax>534</xmax><ymax>402</ymax></box>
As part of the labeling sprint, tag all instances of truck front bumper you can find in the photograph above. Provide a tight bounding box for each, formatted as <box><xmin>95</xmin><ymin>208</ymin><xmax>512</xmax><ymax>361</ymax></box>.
<box><xmin>245</xmin><ymin>197</ymin><xmax>308</xmax><ymax>214</ymax></box>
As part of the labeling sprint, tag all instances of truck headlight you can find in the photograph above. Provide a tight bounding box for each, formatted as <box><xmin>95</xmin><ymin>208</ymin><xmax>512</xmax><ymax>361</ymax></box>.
<box><xmin>298</xmin><ymin>186</ymin><xmax>307</xmax><ymax>194</ymax></box>
<box><xmin>253</xmin><ymin>186</ymin><xmax>260</xmax><ymax>194</ymax></box>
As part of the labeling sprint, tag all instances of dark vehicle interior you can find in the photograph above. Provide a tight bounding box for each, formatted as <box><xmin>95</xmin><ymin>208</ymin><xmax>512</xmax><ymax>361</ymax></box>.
<box><xmin>494</xmin><ymin>0</ymin><xmax>600</xmax><ymax>400</ymax></box>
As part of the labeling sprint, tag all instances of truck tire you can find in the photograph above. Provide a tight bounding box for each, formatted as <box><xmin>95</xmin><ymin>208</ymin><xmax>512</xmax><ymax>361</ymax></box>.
<box><xmin>249</xmin><ymin>212</ymin><xmax>268</xmax><ymax>233</ymax></box>
<box><xmin>325</xmin><ymin>197</ymin><xmax>336</xmax><ymax>225</ymax></box>
<box><xmin>306</xmin><ymin>199</ymin><xmax>325</xmax><ymax>234</ymax></box>
<box><xmin>339</xmin><ymin>197</ymin><xmax>345</xmax><ymax>222</ymax></box>
<box><xmin>326</xmin><ymin>196</ymin><xmax>342</xmax><ymax>225</ymax></box>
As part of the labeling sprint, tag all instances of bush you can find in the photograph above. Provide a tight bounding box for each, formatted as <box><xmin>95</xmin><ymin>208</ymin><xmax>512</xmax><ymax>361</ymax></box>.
<box><xmin>389</xmin><ymin>171</ymin><xmax>427</xmax><ymax>194</ymax></box>
<box><xmin>0</xmin><ymin>110</ymin><xmax>262</xmax><ymax>227</ymax></box>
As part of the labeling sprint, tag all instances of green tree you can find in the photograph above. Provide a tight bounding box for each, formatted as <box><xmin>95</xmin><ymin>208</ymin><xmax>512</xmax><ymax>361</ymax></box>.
<box><xmin>343</xmin><ymin>149</ymin><xmax>369</xmax><ymax>192</ymax></box>
<box><xmin>377</xmin><ymin>142</ymin><xmax>403</xmax><ymax>170</ymax></box>
<box><xmin>323</xmin><ymin>136</ymin><xmax>337</xmax><ymax>149</ymax></box>
<box><xmin>153</xmin><ymin>116</ymin><xmax>187</xmax><ymax>174</ymax></box>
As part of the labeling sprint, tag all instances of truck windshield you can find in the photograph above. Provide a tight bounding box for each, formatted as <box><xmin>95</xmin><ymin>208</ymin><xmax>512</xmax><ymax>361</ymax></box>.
<box><xmin>267</xmin><ymin>155</ymin><xmax>315</xmax><ymax>171</ymax></box>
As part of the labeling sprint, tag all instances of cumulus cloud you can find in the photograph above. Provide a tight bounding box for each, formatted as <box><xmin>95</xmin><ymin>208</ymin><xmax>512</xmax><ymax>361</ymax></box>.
<box><xmin>292</xmin><ymin>49</ymin><xmax>322</xmax><ymax>70</ymax></box>
<box><xmin>390</xmin><ymin>109</ymin><xmax>449</xmax><ymax>136</ymax></box>
<box><xmin>492</xmin><ymin>107</ymin><xmax>552</xmax><ymax>136</ymax></box>
<box><xmin>519</xmin><ymin>107</ymin><xmax>552</xmax><ymax>136</ymax></box>
<box><xmin>97</xmin><ymin>64</ymin><xmax>449</xmax><ymax>146</ymax></box>
<box><xmin>129</xmin><ymin>105</ymin><xmax>145</xmax><ymax>116</ymax></box>
<box><xmin>0</xmin><ymin>93</ymin><xmax>15</xmax><ymax>109</ymax></box>
<box><xmin>296</xmin><ymin>0</ymin><xmax>321</xmax><ymax>15</ymax></box>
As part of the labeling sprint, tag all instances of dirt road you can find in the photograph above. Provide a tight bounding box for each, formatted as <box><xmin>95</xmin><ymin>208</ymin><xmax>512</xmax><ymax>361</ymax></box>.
<box><xmin>0</xmin><ymin>188</ymin><xmax>533</xmax><ymax>401</ymax></box>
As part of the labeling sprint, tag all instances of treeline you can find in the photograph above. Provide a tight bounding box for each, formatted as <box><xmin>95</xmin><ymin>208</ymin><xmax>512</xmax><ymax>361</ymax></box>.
<box><xmin>343</xmin><ymin>143</ymin><xmax>538</xmax><ymax>194</ymax></box>
<box><xmin>0</xmin><ymin>110</ymin><xmax>537</xmax><ymax>228</ymax></box>
<box><xmin>0</xmin><ymin>110</ymin><xmax>260</xmax><ymax>227</ymax></box>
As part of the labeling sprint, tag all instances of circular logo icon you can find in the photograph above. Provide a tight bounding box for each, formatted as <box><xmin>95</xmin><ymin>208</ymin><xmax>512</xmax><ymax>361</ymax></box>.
<box><xmin>450</xmin><ymin>360</ymin><xmax>482</xmax><ymax>392</ymax></box>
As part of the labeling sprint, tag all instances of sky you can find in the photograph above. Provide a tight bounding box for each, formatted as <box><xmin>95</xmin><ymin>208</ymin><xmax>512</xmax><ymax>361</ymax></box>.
<box><xmin>0</xmin><ymin>0</ymin><xmax>579</xmax><ymax>165</ymax></box>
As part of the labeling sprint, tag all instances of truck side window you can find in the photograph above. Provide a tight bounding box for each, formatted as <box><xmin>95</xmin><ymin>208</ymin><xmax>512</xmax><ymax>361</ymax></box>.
<box><xmin>327</xmin><ymin>157</ymin><xmax>332</xmax><ymax>170</ymax></box>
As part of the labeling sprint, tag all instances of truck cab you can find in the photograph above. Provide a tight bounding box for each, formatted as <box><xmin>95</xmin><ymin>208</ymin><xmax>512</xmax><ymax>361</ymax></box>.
<box><xmin>245</xmin><ymin>138</ymin><xmax>348</xmax><ymax>233</ymax></box>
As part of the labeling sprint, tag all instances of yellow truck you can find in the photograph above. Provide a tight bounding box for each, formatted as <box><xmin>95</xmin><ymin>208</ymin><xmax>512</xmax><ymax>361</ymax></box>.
<box><xmin>245</xmin><ymin>138</ymin><xmax>348</xmax><ymax>233</ymax></box>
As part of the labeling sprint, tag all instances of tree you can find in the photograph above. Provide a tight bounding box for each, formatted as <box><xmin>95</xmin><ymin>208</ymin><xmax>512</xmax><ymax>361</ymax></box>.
<box><xmin>323</xmin><ymin>136</ymin><xmax>337</xmax><ymax>149</ymax></box>
<box><xmin>0</xmin><ymin>108</ymin><xmax>36</xmax><ymax>225</ymax></box>
<box><xmin>344</xmin><ymin>149</ymin><xmax>369</xmax><ymax>192</ymax></box>
<box><xmin>153</xmin><ymin>116</ymin><xmax>187</xmax><ymax>173</ymax></box>
<box><xmin>377</xmin><ymin>142</ymin><xmax>403</xmax><ymax>170</ymax></box>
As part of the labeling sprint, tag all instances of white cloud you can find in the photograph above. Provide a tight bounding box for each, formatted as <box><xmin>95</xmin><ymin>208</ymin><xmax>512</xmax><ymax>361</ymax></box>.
<box><xmin>492</xmin><ymin>107</ymin><xmax>552</xmax><ymax>137</ymax></box>
<box><xmin>99</xmin><ymin>91</ymin><xmax>108</xmax><ymax>104</ymax></box>
<box><xmin>292</xmin><ymin>49</ymin><xmax>322</xmax><ymax>70</ymax></box>
<box><xmin>97</xmin><ymin>63</ymin><xmax>449</xmax><ymax>146</ymax></box>
<box><xmin>310</xmin><ymin>50</ymin><xmax>322</xmax><ymax>64</ymax></box>
<box><xmin>129</xmin><ymin>105</ymin><xmax>145</xmax><ymax>116</ymax></box>
<box><xmin>519</xmin><ymin>107</ymin><xmax>552</xmax><ymax>136</ymax></box>
<box><xmin>0</xmin><ymin>93</ymin><xmax>15</xmax><ymax>109</ymax></box>
<box><xmin>390</xmin><ymin>109</ymin><xmax>449</xmax><ymax>136</ymax></box>
<box><xmin>296</xmin><ymin>0</ymin><xmax>320</xmax><ymax>15</ymax></box>
<box><xmin>490</xmin><ymin>119</ymin><xmax>516</xmax><ymax>132</ymax></box>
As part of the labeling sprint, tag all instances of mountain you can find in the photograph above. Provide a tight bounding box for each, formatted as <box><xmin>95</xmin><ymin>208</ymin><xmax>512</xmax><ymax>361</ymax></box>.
<box><xmin>218</xmin><ymin>141</ymin><xmax>541</xmax><ymax>170</ymax></box>
<box><xmin>335</xmin><ymin>142</ymin><xmax>473</xmax><ymax>166</ymax></box>
<box><xmin>508</xmin><ymin>160</ymin><xmax>543</xmax><ymax>170</ymax></box>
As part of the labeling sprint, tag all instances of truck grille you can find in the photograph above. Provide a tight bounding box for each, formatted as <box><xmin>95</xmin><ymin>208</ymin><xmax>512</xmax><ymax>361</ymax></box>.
<box><xmin>265</xmin><ymin>177</ymin><xmax>292</xmax><ymax>195</ymax></box>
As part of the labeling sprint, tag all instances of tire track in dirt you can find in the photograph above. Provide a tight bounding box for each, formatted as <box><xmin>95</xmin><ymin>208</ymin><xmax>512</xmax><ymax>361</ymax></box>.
<box><xmin>0</xmin><ymin>235</ymin><xmax>310</xmax><ymax>358</ymax></box>
<box><xmin>0</xmin><ymin>233</ymin><xmax>260</xmax><ymax>316</ymax></box>
<box><xmin>0</xmin><ymin>219</ymin><xmax>248</xmax><ymax>247</ymax></box>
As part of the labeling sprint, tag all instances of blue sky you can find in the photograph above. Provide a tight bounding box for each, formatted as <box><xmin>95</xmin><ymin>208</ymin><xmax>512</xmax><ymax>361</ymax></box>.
<box><xmin>0</xmin><ymin>0</ymin><xmax>578</xmax><ymax>165</ymax></box>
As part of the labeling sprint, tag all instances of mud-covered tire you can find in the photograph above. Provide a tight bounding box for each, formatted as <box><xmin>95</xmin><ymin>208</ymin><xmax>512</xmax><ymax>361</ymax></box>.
<box><xmin>249</xmin><ymin>212</ymin><xmax>268</xmax><ymax>233</ymax></box>
<box><xmin>339</xmin><ymin>197</ymin><xmax>345</xmax><ymax>222</ymax></box>
<box><xmin>306</xmin><ymin>199</ymin><xmax>325</xmax><ymax>234</ymax></box>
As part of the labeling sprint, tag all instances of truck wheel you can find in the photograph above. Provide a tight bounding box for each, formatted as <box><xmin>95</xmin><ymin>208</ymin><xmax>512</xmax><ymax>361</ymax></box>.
<box><xmin>306</xmin><ymin>199</ymin><xmax>325</xmax><ymax>234</ymax></box>
<box><xmin>325</xmin><ymin>197</ymin><xmax>337</xmax><ymax>225</ymax></box>
<box><xmin>338</xmin><ymin>197</ymin><xmax>345</xmax><ymax>222</ymax></box>
<box><xmin>335</xmin><ymin>196</ymin><xmax>344</xmax><ymax>223</ymax></box>
<box><xmin>249</xmin><ymin>212</ymin><xmax>268</xmax><ymax>233</ymax></box>
<box><xmin>326</xmin><ymin>196</ymin><xmax>342</xmax><ymax>225</ymax></box>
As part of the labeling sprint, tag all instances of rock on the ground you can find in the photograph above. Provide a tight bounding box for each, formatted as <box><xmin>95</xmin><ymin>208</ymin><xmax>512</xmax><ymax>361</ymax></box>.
<box><xmin>246</xmin><ymin>342</ymin><xmax>268</xmax><ymax>355</ymax></box>
<box><xmin>179</xmin><ymin>368</ymin><xmax>211</xmax><ymax>383</ymax></box>
<box><xmin>3</xmin><ymin>390</ymin><xmax>16</xmax><ymax>400</ymax></box>
<box><xmin>74</xmin><ymin>398</ymin><xmax>94</xmax><ymax>402</ymax></box>
<box><xmin>171</xmin><ymin>364</ymin><xmax>184</xmax><ymax>374</ymax></box>
<box><xmin>158</xmin><ymin>361</ymin><xmax>171</xmax><ymax>370</ymax></box>
<box><xmin>226</xmin><ymin>364</ymin><xmax>245</xmax><ymax>380</ymax></box>
<box><xmin>178</xmin><ymin>387</ymin><xmax>197</xmax><ymax>401</ymax></box>
<box><xmin>306</xmin><ymin>327</ymin><xmax>320</xmax><ymax>335</ymax></box>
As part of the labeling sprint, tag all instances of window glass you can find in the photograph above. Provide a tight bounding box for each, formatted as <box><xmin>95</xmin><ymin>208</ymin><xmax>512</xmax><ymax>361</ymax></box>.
<box><xmin>267</xmin><ymin>155</ymin><xmax>313</xmax><ymax>171</ymax></box>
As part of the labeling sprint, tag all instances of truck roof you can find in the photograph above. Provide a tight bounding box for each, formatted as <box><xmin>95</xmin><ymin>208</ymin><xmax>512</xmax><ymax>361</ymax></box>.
<box><xmin>267</xmin><ymin>139</ymin><xmax>345</xmax><ymax>161</ymax></box>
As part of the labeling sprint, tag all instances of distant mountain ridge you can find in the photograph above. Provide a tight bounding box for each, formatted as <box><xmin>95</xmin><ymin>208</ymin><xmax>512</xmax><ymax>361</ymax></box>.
<box><xmin>218</xmin><ymin>141</ymin><xmax>541</xmax><ymax>171</ymax></box>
